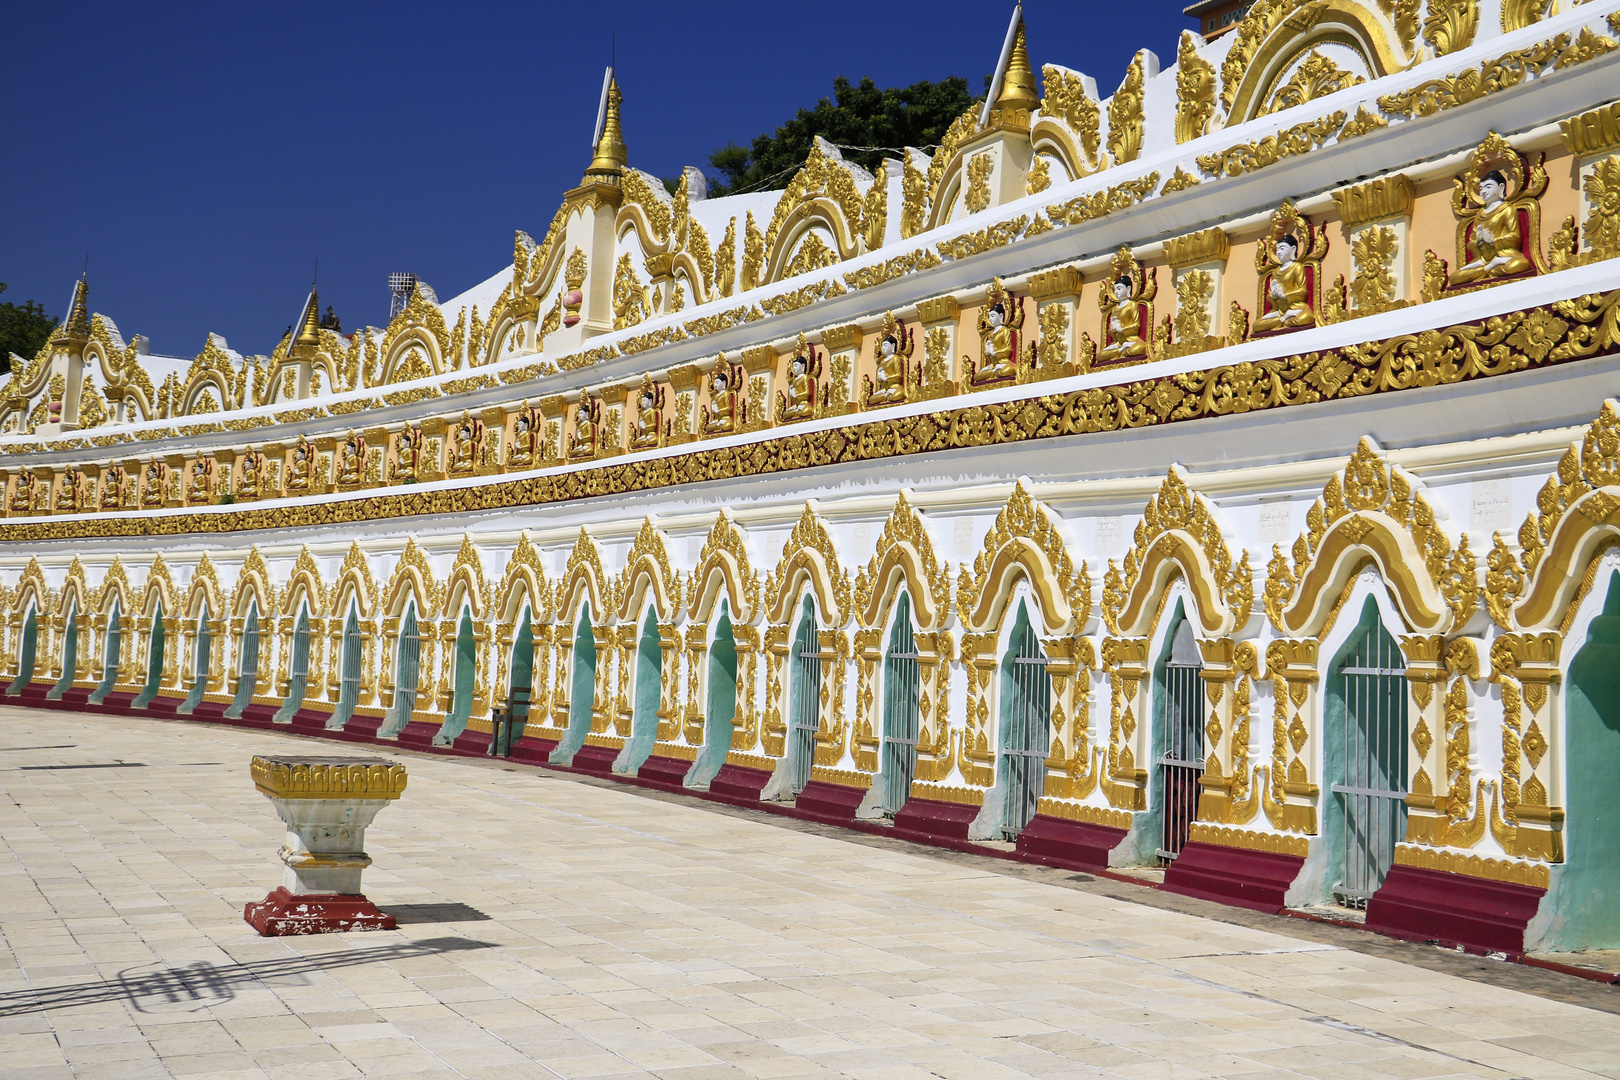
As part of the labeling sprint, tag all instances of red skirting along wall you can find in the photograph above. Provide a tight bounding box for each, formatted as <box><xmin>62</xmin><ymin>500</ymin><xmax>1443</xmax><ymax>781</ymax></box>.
<box><xmin>1161</xmin><ymin>840</ymin><xmax>1306</xmax><ymax>913</ymax></box>
<box><xmin>1366</xmin><ymin>864</ymin><xmax>1547</xmax><ymax>956</ymax></box>
<box><xmin>1014</xmin><ymin>815</ymin><xmax>1128</xmax><ymax>871</ymax></box>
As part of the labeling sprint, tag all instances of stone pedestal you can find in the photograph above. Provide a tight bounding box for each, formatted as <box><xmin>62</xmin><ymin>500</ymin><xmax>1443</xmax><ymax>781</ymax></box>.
<box><xmin>243</xmin><ymin>755</ymin><xmax>407</xmax><ymax>935</ymax></box>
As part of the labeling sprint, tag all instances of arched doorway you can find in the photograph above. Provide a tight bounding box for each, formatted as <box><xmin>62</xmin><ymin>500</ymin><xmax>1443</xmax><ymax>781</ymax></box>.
<box><xmin>48</xmin><ymin>603</ymin><xmax>78</xmax><ymax>700</ymax></box>
<box><xmin>7</xmin><ymin>606</ymin><xmax>38</xmax><ymax>695</ymax></box>
<box><xmin>995</xmin><ymin>599</ymin><xmax>1051</xmax><ymax>840</ymax></box>
<box><xmin>435</xmin><ymin>608</ymin><xmax>478</xmax><ymax>746</ymax></box>
<box><xmin>383</xmin><ymin>602</ymin><xmax>422</xmax><ymax>733</ymax></box>
<box><xmin>329</xmin><ymin>605</ymin><xmax>364</xmax><ymax>730</ymax></box>
<box><xmin>1325</xmin><ymin>596</ymin><xmax>1408</xmax><ymax>909</ymax></box>
<box><xmin>503</xmin><ymin>607</ymin><xmax>534</xmax><ymax>750</ymax></box>
<box><xmin>1538</xmin><ymin>570</ymin><xmax>1620</xmax><ymax>948</ymax></box>
<box><xmin>88</xmin><ymin>599</ymin><xmax>121</xmax><ymax>706</ymax></box>
<box><xmin>273</xmin><ymin>605</ymin><xmax>312</xmax><ymax>723</ymax></box>
<box><xmin>616</xmin><ymin>607</ymin><xmax>663</xmax><ymax>775</ymax></box>
<box><xmin>784</xmin><ymin>595</ymin><xmax>820</xmax><ymax>797</ymax></box>
<box><xmin>687</xmin><ymin>604</ymin><xmax>738</xmax><ymax>788</ymax></box>
<box><xmin>878</xmin><ymin>591</ymin><xmax>921</xmax><ymax>815</ymax></box>
<box><xmin>225</xmin><ymin>604</ymin><xmax>261</xmax><ymax>718</ymax></box>
<box><xmin>132</xmin><ymin>604</ymin><xmax>166</xmax><ymax>710</ymax></box>
<box><xmin>1153</xmin><ymin>609</ymin><xmax>1204</xmax><ymax>864</ymax></box>
<box><xmin>178</xmin><ymin>603</ymin><xmax>212</xmax><ymax>714</ymax></box>
<box><xmin>550</xmin><ymin>603</ymin><xmax>596</xmax><ymax>765</ymax></box>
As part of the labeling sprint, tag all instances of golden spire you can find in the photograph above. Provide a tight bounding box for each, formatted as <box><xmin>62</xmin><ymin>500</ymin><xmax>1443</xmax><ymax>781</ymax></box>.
<box><xmin>294</xmin><ymin>289</ymin><xmax>321</xmax><ymax>350</ymax></box>
<box><xmin>995</xmin><ymin>18</ymin><xmax>1040</xmax><ymax>112</ymax></box>
<box><xmin>584</xmin><ymin>75</ymin><xmax>628</xmax><ymax>180</ymax></box>
<box><xmin>54</xmin><ymin>276</ymin><xmax>92</xmax><ymax>344</ymax></box>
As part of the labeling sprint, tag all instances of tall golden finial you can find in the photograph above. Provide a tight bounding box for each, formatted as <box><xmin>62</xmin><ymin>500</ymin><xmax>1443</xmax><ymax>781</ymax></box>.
<box><xmin>585</xmin><ymin>74</ymin><xmax>628</xmax><ymax>180</ymax></box>
<box><xmin>995</xmin><ymin>18</ymin><xmax>1039</xmax><ymax>112</ymax></box>
<box><xmin>55</xmin><ymin>276</ymin><xmax>92</xmax><ymax>344</ymax></box>
<box><xmin>294</xmin><ymin>289</ymin><xmax>321</xmax><ymax>350</ymax></box>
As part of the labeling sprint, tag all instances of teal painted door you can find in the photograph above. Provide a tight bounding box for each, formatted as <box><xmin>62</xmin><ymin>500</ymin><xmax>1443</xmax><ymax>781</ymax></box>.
<box><xmin>879</xmin><ymin>593</ymin><xmax>921</xmax><ymax>815</ymax></box>
<box><xmin>551</xmin><ymin>605</ymin><xmax>595</xmax><ymax>764</ymax></box>
<box><xmin>998</xmin><ymin>600</ymin><xmax>1051</xmax><ymax>840</ymax></box>
<box><xmin>7</xmin><ymin>608</ymin><xmax>37</xmax><ymax>695</ymax></box>
<box><xmin>133</xmin><ymin>606</ymin><xmax>165</xmax><ymax>709</ymax></box>
<box><xmin>786</xmin><ymin>597</ymin><xmax>820</xmax><ymax>797</ymax></box>
<box><xmin>48</xmin><ymin>605</ymin><xmax>77</xmax><ymax>699</ymax></box>
<box><xmin>506</xmin><ymin>608</ymin><xmax>534</xmax><ymax>748</ymax></box>
<box><xmin>395</xmin><ymin>604</ymin><xmax>421</xmax><ymax>722</ymax></box>
<box><xmin>179</xmin><ymin>607</ymin><xmax>211</xmax><ymax>714</ymax></box>
<box><xmin>436</xmin><ymin>609</ymin><xmax>477</xmax><ymax>745</ymax></box>
<box><xmin>330</xmin><ymin>607</ymin><xmax>363</xmax><ymax>729</ymax></box>
<box><xmin>225</xmin><ymin>606</ymin><xmax>260</xmax><ymax>718</ymax></box>
<box><xmin>273</xmin><ymin>607</ymin><xmax>311</xmax><ymax>722</ymax></box>
<box><xmin>617</xmin><ymin>607</ymin><xmax>663</xmax><ymax>775</ymax></box>
<box><xmin>89</xmin><ymin>602</ymin><xmax>121</xmax><ymax>705</ymax></box>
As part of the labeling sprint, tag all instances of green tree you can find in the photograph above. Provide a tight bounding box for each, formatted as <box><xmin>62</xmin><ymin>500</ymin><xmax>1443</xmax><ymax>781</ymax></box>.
<box><xmin>0</xmin><ymin>284</ymin><xmax>59</xmax><ymax>370</ymax></box>
<box><xmin>704</xmin><ymin>76</ymin><xmax>980</xmax><ymax>196</ymax></box>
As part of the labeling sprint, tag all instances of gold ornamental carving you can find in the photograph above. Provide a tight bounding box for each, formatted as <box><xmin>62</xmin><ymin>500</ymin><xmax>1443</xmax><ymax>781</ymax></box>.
<box><xmin>1250</xmin><ymin>202</ymin><xmax>1330</xmax><ymax>338</ymax></box>
<box><xmin>853</xmin><ymin>492</ymin><xmax>952</xmax><ymax>631</ymax></box>
<box><xmin>1260</xmin><ymin>49</ymin><xmax>1363</xmax><ymax>115</ymax></box>
<box><xmin>956</xmin><ymin>480</ymin><xmax>1089</xmax><ymax>635</ymax></box>
<box><xmin>251</xmin><ymin>755</ymin><xmax>407</xmax><ymax>800</ymax></box>
<box><xmin>763</xmin><ymin>503</ymin><xmax>851</xmax><ymax>627</ymax></box>
<box><xmin>1094</xmin><ymin>246</ymin><xmax>1156</xmax><ymax>367</ymax></box>
<box><xmin>1376</xmin><ymin>33</ymin><xmax>1605</xmax><ymax>119</ymax></box>
<box><xmin>963</xmin><ymin>153</ymin><xmax>993</xmax><ymax>214</ymax></box>
<box><xmin>1427</xmin><ymin>132</ymin><xmax>1551</xmax><ymax>298</ymax></box>
<box><xmin>1165</xmin><ymin>228</ymin><xmax>1229</xmax><ymax>270</ymax></box>
<box><xmin>1174</xmin><ymin>31</ymin><xmax>1216</xmax><ymax>144</ymax></box>
<box><xmin>1197</xmin><ymin>112</ymin><xmax>1346</xmax><ymax>179</ymax></box>
<box><xmin>963</xmin><ymin>278</ymin><xmax>1028</xmax><ymax>390</ymax></box>
<box><xmin>1562</xmin><ymin>101</ymin><xmax>1620</xmax><ymax>158</ymax></box>
<box><xmin>1580</xmin><ymin>156</ymin><xmax>1620</xmax><ymax>264</ymax></box>
<box><xmin>1046</xmin><ymin>173</ymin><xmax>1158</xmax><ymax>227</ymax></box>
<box><xmin>1107</xmin><ymin>52</ymin><xmax>1147</xmax><ymax>165</ymax></box>
<box><xmin>1039</xmin><ymin>65</ymin><xmax>1103</xmax><ymax>173</ymax></box>
<box><xmin>1422</xmin><ymin>0</ymin><xmax>1479</xmax><ymax>56</ymax></box>
<box><xmin>1331</xmin><ymin>175</ymin><xmax>1415</xmax><ymax>230</ymax></box>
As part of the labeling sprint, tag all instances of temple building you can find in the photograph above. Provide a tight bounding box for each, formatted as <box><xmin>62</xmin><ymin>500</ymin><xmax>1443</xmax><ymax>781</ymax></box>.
<box><xmin>5</xmin><ymin>0</ymin><xmax>1620</xmax><ymax>958</ymax></box>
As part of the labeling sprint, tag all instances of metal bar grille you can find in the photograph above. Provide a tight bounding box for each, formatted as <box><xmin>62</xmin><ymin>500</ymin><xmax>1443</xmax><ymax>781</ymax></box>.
<box><xmin>395</xmin><ymin>608</ymin><xmax>421</xmax><ymax>719</ymax></box>
<box><xmin>879</xmin><ymin>595</ymin><xmax>920</xmax><ymax>814</ymax></box>
<box><xmin>1157</xmin><ymin>658</ymin><xmax>1204</xmax><ymax>863</ymax></box>
<box><xmin>1336</xmin><ymin>619</ymin><xmax>1408</xmax><ymax>907</ymax></box>
<box><xmin>999</xmin><ymin>617</ymin><xmax>1050</xmax><ymax>840</ymax></box>
<box><xmin>787</xmin><ymin>610</ymin><xmax>820</xmax><ymax>797</ymax></box>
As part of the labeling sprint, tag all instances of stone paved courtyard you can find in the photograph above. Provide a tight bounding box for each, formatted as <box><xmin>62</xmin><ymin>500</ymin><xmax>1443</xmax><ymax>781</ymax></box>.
<box><xmin>2</xmin><ymin>708</ymin><xmax>1618</xmax><ymax>1080</ymax></box>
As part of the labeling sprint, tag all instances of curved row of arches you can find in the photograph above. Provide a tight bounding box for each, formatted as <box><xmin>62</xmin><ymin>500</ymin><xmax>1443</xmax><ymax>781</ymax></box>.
<box><xmin>7</xmin><ymin>402</ymin><xmax>1620</xmax><ymax>949</ymax></box>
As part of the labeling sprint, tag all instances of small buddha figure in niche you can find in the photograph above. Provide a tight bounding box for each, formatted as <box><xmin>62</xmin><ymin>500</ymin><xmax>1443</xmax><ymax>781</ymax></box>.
<box><xmin>100</xmin><ymin>462</ymin><xmax>127</xmax><ymax>509</ymax></box>
<box><xmin>1254</xmin><ymin>234</ymin><xmax>1316</xmax><ymax>335</ymax></box>
<box><xmin>187</xmin><ymin>459</ymin><xmax>213</xmax><ymax>504</ymax></box>
<box><xmin>968</xmin><ymin>279</ymin><xmax>1024</xmax><ymax>386</ymax></box>
<box><xmin>336</xmin><ymin>431</ymin><xmax>365</xmax><ymax>486</ymax></box>
<box><xmin>286</xmin><ymin>440</ymin><xmax>311</xmax><ymax>491</ymax></box>
<box><xmin>776</xmin><ymin>353</ymin><xmax>817</xmax><ymax>424</ymax></box>
<box><xmin>507</xmin><ymin>408</ymin><xmax>537</xmax><ymax>467</ymax></box>
<box><xmin>237</xmin><ymin>449</ymin><xmax>262</xmax><ymax>499</ymax></box>
<box><xmin>631</xmin><ymin>383</ymin><xmax>664</xmax><ymax>450</ymax></box>
<box><xmin>863</xmin><ymin>312</ymin><xmax>914</xmax><ymax>408</ymax></box>
<box><xmin>1451</xmin><ymin>170</ymin><xmax>1533</xmax><ymax>285</ymax></box>
<box><xmin>703</xmin><ymin>361</ymin><xmax>738</xmax><ymax>436</ymax></box>
<box><xmin>1098</xmin><ymin>254</ymin><xmax>1155</xmax><ymax>364</ymax></box>
<box><xmin>56</xmin><ymin>468</ymin><xmax>82</xmax><ymax>511</ymax></box>
<box><xmin>11</xmin><ymin>469</ymin><xmax>38</xmax><ymax>513</ymax></box>
<box><xmin>449</xmin><ymin>412</ymin><xmax>482</xmax><ymax>475</ymax></box>
<box><xmin>568</xmin><ymin>398</ymin><xmax>599</xmax><ymax>460</ymax></box>
<box><xmin>141</xmin><ymin>462</ymin><xmax>166</xmax><ymax>508</ymax></box>
<box><xmin>391</xmin><ymin>430</ymin><xmax>419</xmax><ymax>484</ymax></box>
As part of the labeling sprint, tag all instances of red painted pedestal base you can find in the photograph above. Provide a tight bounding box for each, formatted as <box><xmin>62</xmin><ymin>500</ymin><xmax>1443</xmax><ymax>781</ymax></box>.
<box><xmin>795</xmin><ymin>780</ymin><xmax>867</xmax><ymax>820</ymax></box>
<box><xmin>1161</xmin><ymin>840</ymin><xmax>1305</xmax><ymax>912</ymax></box>
<box><xmin>244</xmin><ymin>886</ymin><xmax>396</xmax><ymax>936</ymax></box>
<box><xmin>1366</xmin><ymin>864</ymin><xmax>1547</xmax><ymax>955</ymax></box>
<box><xmin>1014</xmin><ymin>814</ymin><xmax>1127</xmax><ymax>870</ymax></box>
<box><xmin>892</xmin><ymin>797</ymin><xmax>979</xmax><ymax>841</ymax></box>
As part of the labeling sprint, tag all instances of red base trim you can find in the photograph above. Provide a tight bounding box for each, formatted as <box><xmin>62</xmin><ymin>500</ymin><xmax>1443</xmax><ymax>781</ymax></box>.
<box><xmin>637</xmin><ymin>755</ymin><xmax>693</xmax><ymax>786</ymax></box>
<box><xmin>508</xmin><ymin>735</ymin><xmax>559</xmax><ymax>764</ymax></box>
<box><xmin>796</xmin><ymin>780</ymin><xmax>867</xmax><ymax>820</ymax></box>
<box><xmin>892</xmin><ymin>797</ymin><xmax>979</xmax><ymax>841</ymax></box>
<box><xmin>394</xmin><ymin>720</ymin><xmax>442</xmax><ymax>749</ymax></box>
<box><xmin>710</xmin><ymin>763</ymin><xmax>772</xmax><ymax>801</ymax></box>
<box><xmin>1015</xmin><ymin>814</ymin><xmax>1127</xmax><ymax>870</ymax></box>
<box><xmin>567</xmin><ymin>744</ymin><xmax>620</xmax><ymax>775</ymax></box>
<box><xmin>243</xmin><ymin>886</ymin><xmax>396</xmax><ymax>936</ymax></box>
<box><xmin>1366</xmin><ymin>863</ymin><xmax>1546</xmax><ymax>955</ymax></box>
<box><xmin>451</xmin><ymin>729</ymin><xmax>493</xmax><ymax>755</ymax></box>
<box><xmin>1161</xmin><ymin>840</ymin><xmax>1305</xmax><ymax>913</ymax></box>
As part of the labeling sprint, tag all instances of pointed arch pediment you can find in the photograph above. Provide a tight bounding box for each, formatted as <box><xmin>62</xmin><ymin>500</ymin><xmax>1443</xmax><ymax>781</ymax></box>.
<box><xmin>1499</xmin><ymin>400</ymin><xmax>1620</xmax><ymax>631</ymax></box>
<box><xmin>12</xmin><ymin>558</ymin><xmax>49</xmax><ymax>616</ymax></box>
<box><xmin>328</xmin><ymin>541</ymin><xmax>378</xmax><ymax>618</ymax></box>
<box><xmin>1266</xmin><ymin>438</ymin><xmax>1475</xmax><ymax>637</ymax></box>
<box><xmin>1220</xmin><ymin>0</ymin><xmax>1403</xmax><ymax>125</ymax></box>
<box><xmin>762</xmin><ymin>140</ymin><xmax>872</xmax><ymax>285</ymax></box>
<box><xmin>142</xmin><ymin>553</ymin><xmax>177</xmax><ymax>617</ymax></box>
<box><xmin>58</xmin><ymin>558</ymin><xmax>91</xmax><ymax>617</ymax></box>
<box><xmin>956</xmin><ymin>481</ymin><xmax>1089</xmax><ymax>636</ymax></box>
<box><xmin>688</xmin><ymin>510</ymin><xmax>761</xmax><ymax>625</ymax></box>
<box><xmin>496</xmin><ymin>533</ymin><xmax>553</xmax><ymax>624</ymax></box>
<box><xmin>764</xmin><ymin>503</ymin><xmax>852</xmax><ymax>627</ymax></box>
<box><xmin>854</xmin><ymin>492</ymin><xmax>952</xmax><ymax>632</ymax></box>
<box><xmin>99</xmin><ymin>557</ymin><xmax>133</xmax><ymax>616</ymax></box>
<box><xmin>618</xmin><ymin>517</ymin><xmax>683</xmax><ymax>622</ymax></box>
<box><xmin>283</xmin><ymin>546</ymin><xmax>327</xmax><ymax>619</ymax></box>
<box><xmin>557</xmin><ymin>528</ymin><xmax>612</xmax><ymax>625</ymax></box>
<box><xmin>232</xmin><ymin>546</ymin><xmax>277</xmax><ymax>620</ymax></box>
<box><xmin>382</xmin><ymin>538</ymin><xmax>440</xmax><ymax>620</ymax></box>
<box><xmin>178</xmin><ymin>335</ymin><xmax>240</xmax><ymax>417</ymax></box>
<box><xmin>445</xmin><ymin>534</ymin><xmax>490</xmax><ymax>620</ymax></box>
<box><xmin>1103</xmin><ymin>467</ymin><xmax>1252</xmax><ymax>639</ymax></box>
<box><xmin>185</xmin><ymin>553</ymin><xmax>224</xmax><ymax>619</ymax></box>
<box><xmin>378</xmin><ymin>287</ymin><xmax>450</xmax><ymax>385</ymax></box>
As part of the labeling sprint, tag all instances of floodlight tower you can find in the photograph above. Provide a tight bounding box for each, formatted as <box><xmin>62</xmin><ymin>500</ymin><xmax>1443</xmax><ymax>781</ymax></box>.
<box><xmin>387</xmin><ymin>273</ymin><xmax>419</xmax><ymax>319</ymax></box>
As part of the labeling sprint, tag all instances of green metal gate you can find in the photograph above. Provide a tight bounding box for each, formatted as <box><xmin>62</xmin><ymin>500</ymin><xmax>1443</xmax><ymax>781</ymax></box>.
<box><xmin>329</xmin><ymin>606</ymin><xmax>363</xmax><ymax>729</ymax></box>
<box><xmin>273</xmin><ymin>606</ymin><xmax>310</xmax><ymax>722</ymax></box>
<box><xmin>786</xmin><ymin>597</ymin><xmax>820</xmax><ymax>797</ymax></box>
<box><xmin>7</xmin><ymin>607</ymin><xmax>37</xmax><ymax>695</ymax></box>
<box><xmin>1157</xmin><ymin>618</ymin><xmax>1204</xmax><ymax>863</ymax></box>
<box><xmin>879</xmin><ymin>592</ymin><xmax>921</xmax><ymax>815</ymax></box>
<box><xmin>393</xmin><ymin>604</ymin><xmax>422</xmax><ymax>725</ymax></box>
<box><xmin>1333</xmin><ymin>611</ymin><xmax>1408</xmax><ymax>908</ymax></box>
<box><xmin>617</xmin><ymin>607</ymin><xmax>663</xmax><ymax>774</ymax></box>
<box><xmin>998</xmin><ymin>601</ymin><xmax>1051</xmax><ymax>840</ymax></box>
<box><xmin>179</xmin><ymin>605</ymin><xmax>211</xmax><ymax>714</ymax></box>
<box><xmin>132</xmin><ymin>605</ymin><xmax>165</xmax><ymax>709</ymax></box>
<box><xmin>225</xmin><ymin>605</ymin><xmax>260</xmax><ymax>718</ymax></box>
<box><xmin>48</xmin><ymin>604</ymin><xmax>77</xmax><ymax>699</ymax></box>
<box><xmin>551</xmin><ymin>604</ymin><xmax>596</xmax><ymax>765</ymax></box>
<box><xmin>436</xmin><ymin>608</ymin><xmax>477</xmax><ymax>745</ymax></box>
<box><xmin>89</xmin><ymin>600</ymin><xmax>121</xmax><ymax>705</ymax></box>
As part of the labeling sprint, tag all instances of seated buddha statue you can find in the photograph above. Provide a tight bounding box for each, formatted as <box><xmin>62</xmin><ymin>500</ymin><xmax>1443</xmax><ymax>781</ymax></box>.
<box><xmin>237</xmin><ymin>448</ymin><xmax>262</xmax><ymax>499</ymax></box>
<box><xmin>1100</xmin><ymin>276</ymin><xmax>1150</xmax><ymax>362</ymax></box>
<box><xmin>1253</xmin><ymin>234</ymin><xmax>1315</xmax><ymax>335</ymax></box>
<box><xmin>568</xmin><ymin>401</ymin><xmax>597</xmax><ymax>460</ymax></box>
<box><xmin>631</xmin><ymin>387</ymin><xmax>662</xmax><ymax>450</ymax></box>
<box><xmin>141</xmin><ymin>463</ymin><xmax>166</xmax><ymax>508</ymax></box>
<box><xmin>777</xmin><ymin>355</ymin><xmax>815</xmax><ymax>424</ymax></box>
<box><xmin>336</xmin><ymin>432</ymin><xmax>364</xmax><ymax>486</ymax></box>
<box><xmin>1451</xmin><ymin>170</ymin><xmax>1533</xmax><ymax>286</ymax></box>
<box><xmin>100</xmin><ymin>463</ymin><xmax>126</xmax><ymax>509</ymax></box>
<box><xmin>391</xmin><ymin>430</ymin><xmax>419</xmax><ymax>484</ymax></box>
<box><xmin>187</xmin><ymin>459</ymin><xmax>212</xmax><ymax>504</ymax></box>
<box><xmin>867</xmin><ymin>333</ymin><xmax>908</xmax><ymax>406</ymax></box>
<box><xmin>975</xmin><ymin>302</ymin><xmax>1018</xmax><ymax>383</ymax></box>
<box><xmin>702</xmin><ymin>369</ymin><xmax>736</xmax><ymax>436</ymax></box>
<box><xmin>286</xmin><ymin>441</ymin><xmax>311</xmax><ymax>492</ymax></box>
<box><xmin>56</xmin><ymin>468</ymin><xmax>82</xmax><ymax>511</ymax></box>
<box><xmin>508</xmin><ymin>410</ymin><xmax>536</xmax><ymax>468</ymax></box>
<box><xmin>449</xmin><ymin>413</ymin><xmax>481</xmax><ymax>475</ymax></box>
<box><xmin>10</xmin><ymin>470</ymin><xmax>34</xmax><ymax>513</ymax></box>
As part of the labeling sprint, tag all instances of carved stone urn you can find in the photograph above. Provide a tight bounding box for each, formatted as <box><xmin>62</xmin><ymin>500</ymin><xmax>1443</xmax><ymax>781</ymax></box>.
<box><xmin>242</xmin><ymin>755</ymin><xmax>407</xmax><ymax>935</ymax></box>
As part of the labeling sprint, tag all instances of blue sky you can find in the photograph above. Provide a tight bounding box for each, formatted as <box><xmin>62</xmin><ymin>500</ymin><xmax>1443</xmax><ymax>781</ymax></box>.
<box><xmin>3</xmin><ymin>1</ymin><xmax>1194</xmax><ymax>358</ymax></box>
